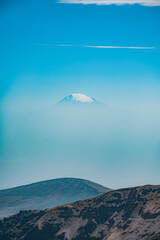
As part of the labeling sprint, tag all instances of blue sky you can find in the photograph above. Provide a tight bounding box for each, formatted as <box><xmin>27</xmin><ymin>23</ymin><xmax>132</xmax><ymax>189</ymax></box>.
<box><xmin>0</xmin><ymin>0</ymin><xmax>160</xmax><ymax>189</ymax></box>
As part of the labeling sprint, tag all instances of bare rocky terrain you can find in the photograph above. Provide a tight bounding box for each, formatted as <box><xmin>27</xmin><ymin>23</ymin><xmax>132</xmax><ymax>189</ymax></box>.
<box><xmin>0</xmin><ymin>185</ymin><xmax>160</xmax><ymax>240</ymax></box>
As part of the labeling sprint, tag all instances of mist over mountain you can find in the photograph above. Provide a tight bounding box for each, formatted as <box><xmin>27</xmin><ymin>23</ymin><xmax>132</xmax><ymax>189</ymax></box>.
<box><xmin>0</xmin><ymin>185</ymin><xmax>159</xmax><ymax>240</ymax></box>
<box><xmin>0</xmin><ymin>178</ymin><xmax>110</xmax><ymax>219</ymax></box>
<box><xmin>1</xmin><ymin>91</ymin><xmax>160</xmax><ymax>190</ymax></box>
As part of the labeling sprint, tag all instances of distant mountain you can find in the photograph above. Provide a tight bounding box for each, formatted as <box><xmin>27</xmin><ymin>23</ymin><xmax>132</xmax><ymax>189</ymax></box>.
<box><xmin>0</xmin><ymin>178</ymin><xmax>110</xmax><ymax>219</ymax></box>
<box><xmin>57</xmin><ymin>93</ymin><xmax>103</xmax><ymax>105</ymax></box>
<box><xmin>0</xmin><ymin>185</ymin><xmax>159</xmax><ymax>240</ymax></box>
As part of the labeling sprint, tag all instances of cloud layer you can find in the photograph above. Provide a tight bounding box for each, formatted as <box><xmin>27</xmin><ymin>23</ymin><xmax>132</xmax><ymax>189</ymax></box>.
<box><xmin>58</xmin><ymin>0</ymin><xmax>160</xmax><ymax>6</ymax></box>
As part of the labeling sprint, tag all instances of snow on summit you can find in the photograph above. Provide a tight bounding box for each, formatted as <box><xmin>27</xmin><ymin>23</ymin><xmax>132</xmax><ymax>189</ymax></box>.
<box><xmin>58</xmin><ymin>93</ymin><xmax>98</xmax><ymax>104</ymax></box>
<box><xmin>71</xmin><ymin>93</ymin><xmax>94</xmax><ymax>103</ymax></box>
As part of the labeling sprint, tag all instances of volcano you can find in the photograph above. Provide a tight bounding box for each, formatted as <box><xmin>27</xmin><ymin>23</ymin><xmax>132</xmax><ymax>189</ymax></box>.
<box><xmin>58</xmin><ymin>93</ymin><xmax>102</xmax><ymax>104</ymax></box>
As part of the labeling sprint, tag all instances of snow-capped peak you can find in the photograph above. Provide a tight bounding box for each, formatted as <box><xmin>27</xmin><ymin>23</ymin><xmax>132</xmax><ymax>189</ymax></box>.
<box><xmin>71</xmin><ymin>93</ymin><xmax>94</xmax><ymax>103</ymax></box>
<box><xmin>58</xmin><ymin>93</ymin><xmax>98</xmax><ymax>104</ymax></box>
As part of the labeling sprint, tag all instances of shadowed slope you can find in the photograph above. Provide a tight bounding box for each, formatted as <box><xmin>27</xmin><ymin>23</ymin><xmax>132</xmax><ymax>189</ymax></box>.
<box><xmin>0</xmin><ymin>178</ymin><xmax>110</xmax><ymax>219</ymax></box>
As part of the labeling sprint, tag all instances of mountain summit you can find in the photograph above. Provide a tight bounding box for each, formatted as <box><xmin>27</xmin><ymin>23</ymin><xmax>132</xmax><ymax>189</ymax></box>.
<box><xmin>58</xmin><ymin>93</ymin><xmax>101</xmax><ymax>104</ymax></box>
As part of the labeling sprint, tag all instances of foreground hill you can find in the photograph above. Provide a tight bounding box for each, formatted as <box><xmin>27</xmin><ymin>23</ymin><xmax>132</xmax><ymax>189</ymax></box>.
<box><xmin>0</xmin><ymin>178</ymin><xmax>110</xmax><ymax>219</ymax></box>
<box><xmin>0</xmin><ymin>185</ymin><xmax>159</xmax><ymax>240</ymax></box>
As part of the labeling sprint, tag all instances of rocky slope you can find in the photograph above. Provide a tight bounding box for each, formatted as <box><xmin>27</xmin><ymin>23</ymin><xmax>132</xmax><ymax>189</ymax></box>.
<box><xmin>0</xmin><ymin>185</ymin><xmax>160</xmax><ymax>240</ymax></box>
<box><xmin>0</xmin><ymin>178</ymin><xmax>110</xmax><ymax>219</ymax></box>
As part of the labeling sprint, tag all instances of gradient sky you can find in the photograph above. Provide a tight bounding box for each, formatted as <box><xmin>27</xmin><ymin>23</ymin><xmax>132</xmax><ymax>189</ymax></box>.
<box><xmin>0</xmin><ymin>0</ymin><xmax>160</xmax><ymax>189</ymax></box>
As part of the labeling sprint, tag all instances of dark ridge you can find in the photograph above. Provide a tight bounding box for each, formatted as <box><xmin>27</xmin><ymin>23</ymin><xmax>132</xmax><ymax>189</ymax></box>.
<box><xmin>0</xmin><ymin>177</ymin><xmax>110</xmax><ymax>219</ymax></box>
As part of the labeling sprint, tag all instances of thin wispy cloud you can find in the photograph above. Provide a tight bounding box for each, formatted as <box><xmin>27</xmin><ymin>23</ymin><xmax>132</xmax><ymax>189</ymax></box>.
<box><xmin>58</xmin><ymin>0</ymin><xmax>160</xmax><ymax>7</ymax></box>
<box><xmin>59</xmin><ymin>44</ymin><xmax>155</xmax><ymax>49</ymax></box>
<box><xmin>33</xmin><ymin>44</ymin><xmax>156</xmax><ymax>50</ymax></box>
<box><xmin>83</xmin><ymin>45</ymin><xmax>155</xmax><ymax>49</ymax></box>
<box><xmin>59</xmin><ymin>44</ymin><xmax>79</xmax><ymax>47</ymax></box>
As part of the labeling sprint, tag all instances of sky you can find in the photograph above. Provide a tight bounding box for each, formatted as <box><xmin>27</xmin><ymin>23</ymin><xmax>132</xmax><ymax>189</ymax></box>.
<box><xmin>0</xmin><ymin>0</ymin><xmax>160</xmax><ymax>189</ymax></box>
